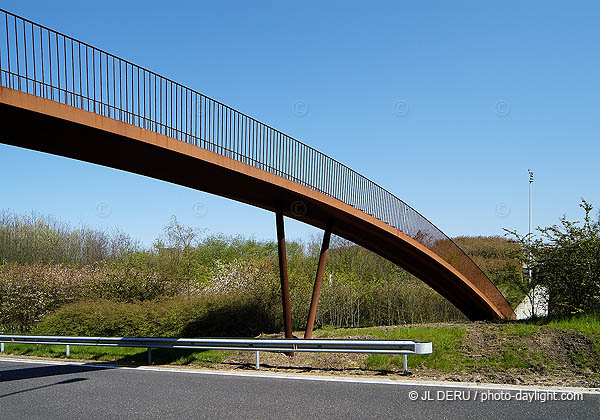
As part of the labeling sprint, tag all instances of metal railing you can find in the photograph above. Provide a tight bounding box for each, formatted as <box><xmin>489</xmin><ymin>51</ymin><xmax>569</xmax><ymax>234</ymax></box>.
<box><xmin>0</xmin><ymin>9</ymin><xmax>495</xmax><ymax>295</ymax></box>
<box><xmin>0</xmin><ymin>335</ymin><xmax>432</xmax><ymax>373</ymax></box>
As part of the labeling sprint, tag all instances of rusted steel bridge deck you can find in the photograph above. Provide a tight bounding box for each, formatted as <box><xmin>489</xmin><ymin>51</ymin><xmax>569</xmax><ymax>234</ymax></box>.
<box><xmin>0</xmin><ymin>9</ymin><xmax>514</xmax><ymax>327</ymax></box>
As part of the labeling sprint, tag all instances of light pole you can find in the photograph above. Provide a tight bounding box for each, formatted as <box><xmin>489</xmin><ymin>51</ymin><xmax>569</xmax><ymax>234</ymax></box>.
<box><xmin>528</xmin><ymin>169</ymin><xmax>534</xmax><ymax>285</ymax></box>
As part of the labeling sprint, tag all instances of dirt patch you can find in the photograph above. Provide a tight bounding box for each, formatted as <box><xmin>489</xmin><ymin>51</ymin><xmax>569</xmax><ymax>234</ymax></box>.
<box><xmin>456</xmin><ymin>322</ymin><xmax>599</xmax><ymax>387</ymax></box>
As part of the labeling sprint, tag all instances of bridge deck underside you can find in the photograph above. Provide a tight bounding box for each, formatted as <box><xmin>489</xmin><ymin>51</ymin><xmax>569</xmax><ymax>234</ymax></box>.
<box><xmin>0</xmin><ymin>87</ymin><xmax>515</xmax><ymax>320</ymax></box>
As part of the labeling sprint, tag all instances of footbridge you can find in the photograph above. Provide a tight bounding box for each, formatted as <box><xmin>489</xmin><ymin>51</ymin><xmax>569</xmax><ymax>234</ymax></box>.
<box><xmin>0</xmin><ymin>10</ymin><xmax>515</xmax><ymax>333</ymax></box>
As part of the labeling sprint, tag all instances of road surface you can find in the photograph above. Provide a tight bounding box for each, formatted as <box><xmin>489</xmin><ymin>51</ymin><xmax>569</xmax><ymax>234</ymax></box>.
<box><xmin>0</xmin><ymin>358</ymin><xmax>596</xmax><ymax>419</ymax></box>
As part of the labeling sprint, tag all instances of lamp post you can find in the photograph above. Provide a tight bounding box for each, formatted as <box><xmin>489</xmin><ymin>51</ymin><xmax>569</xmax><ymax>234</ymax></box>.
<box><xmin>528</xmin><ymin>169</ymin><xmax>534</xmax><ymax>284</ymax></box>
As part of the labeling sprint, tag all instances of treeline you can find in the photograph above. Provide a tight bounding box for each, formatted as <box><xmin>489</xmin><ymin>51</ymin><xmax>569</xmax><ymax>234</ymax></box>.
<box><xmin>453</xmin><ymin>236</ymin><xmax>524</xmax><ymax>307</ymax></box>
<box><xmin>0</xmin><ymin>211</ymin><xmax>137</xmax><ymax>265</ymax></box>
<box><xmin>1</xmin><ymin>212</ymin><xmax>526</xmax><ymax>335</ymax></box>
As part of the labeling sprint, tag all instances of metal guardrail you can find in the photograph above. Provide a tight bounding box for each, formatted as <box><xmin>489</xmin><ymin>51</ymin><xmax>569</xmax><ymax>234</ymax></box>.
<box><xmin>0</xmin><ymin>8</ymin><xmax>497</xmax><ymax>295</ymax></box>
<box><xmin>0</xmin><ymin>335</ymin><xmax>432</xmax><ymax>374</ymax></box>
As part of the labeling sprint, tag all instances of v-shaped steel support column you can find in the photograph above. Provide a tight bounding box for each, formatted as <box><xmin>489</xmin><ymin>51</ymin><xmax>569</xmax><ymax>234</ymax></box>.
<box><xmin>304</xmin><ymin>221</ymin><xmax>332</xmax><ymax>339</ymax></box>
<box><xmin>276</xmin><ymin>210</ymin><xmax>293</xmax><ymax>340</ymax></box>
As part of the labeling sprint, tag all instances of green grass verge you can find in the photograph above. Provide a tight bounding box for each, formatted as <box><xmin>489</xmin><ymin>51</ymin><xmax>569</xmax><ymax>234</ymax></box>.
<box><xmin>316</xmin><ymin>326</ymin><xmax>466</xmax><ymax>372</ymax></box>
<box><xmin>469</xmin><ymin>343</ymin><xmax>548</xmax><ymax>370</ymax></box>
<box><xmin>542</xmin><ymin>313</ymin><xmax>600</xmax><ymax>369</ymax></box>
<box><xmin>501</xmin><ymin>323</ymin><xmax>539</xmax><ymax>337</ymax></box>
<box><xmin>0</xmin><ymin>343</ymin><xmax>229</xmax><ymax>367</ymax></box>
<box><xmin>544</xmin><ymin>313</ymin><xmax>600</xmax><ymax>336</ymax></box>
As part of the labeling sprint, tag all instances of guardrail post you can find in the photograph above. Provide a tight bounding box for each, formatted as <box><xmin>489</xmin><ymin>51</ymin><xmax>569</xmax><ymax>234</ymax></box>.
<box><xmin>1</xmin><ymin>343</ymin><xmax>4</xmax><ymax>353</ymax></box>
<box><xmin>66</xmin><ymin>345</ymin><xmax>70</xmax><ymax>357</ymax></box>
<box><xmin>305</xmin><ymin>221</ymin><xmax>332</xmax><ymax>339</ymax></box>
<box><xmin>403</xmin><ymin>354</ymin><xmax>408</xmax><ymax>375</ymax></box>
<box><xmin>147</xmin><ymin>348</ymin><xmax>152</xmax><ymax>365</ymax></box>
<box><xmin>255</xmin><ymin>351</ymin><xmax>260</xmax><ymax>370</ymax></box>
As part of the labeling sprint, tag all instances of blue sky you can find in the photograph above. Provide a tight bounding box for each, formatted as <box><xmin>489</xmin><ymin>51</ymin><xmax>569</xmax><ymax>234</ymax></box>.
<box><xmin>1</xmin><ymin>1</ymin><xmax>599</xmax><ymax>247</ymax></box>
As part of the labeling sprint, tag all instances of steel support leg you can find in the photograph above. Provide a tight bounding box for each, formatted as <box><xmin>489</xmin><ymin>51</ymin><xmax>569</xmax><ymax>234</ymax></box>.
<box><xmin>276</xmin><ymin>210</ymin><xmax>293</xmax><ymax>340</ymax></box>
<box><xmin>304</xmin><ymin>222</ymin><xmax>332</xmax><ymax>339</ymax></box>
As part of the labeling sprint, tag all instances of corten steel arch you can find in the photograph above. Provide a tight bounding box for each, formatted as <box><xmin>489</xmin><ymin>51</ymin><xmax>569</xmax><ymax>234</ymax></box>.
<box><xmin>0</xmin><ymin>10</ymin><xmax>515</xmax><ymax>330</ymax></box>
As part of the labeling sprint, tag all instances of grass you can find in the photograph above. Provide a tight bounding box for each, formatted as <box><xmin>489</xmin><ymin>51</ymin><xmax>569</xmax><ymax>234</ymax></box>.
<box><xmin>543</xmin><ymin>313</ymin><xmax>600</xmax><ymax>336</ymax></box>
<box><xmin>492</xmin><ymin>349</ymin><xmax>531</xmax><ymax>369</ymax></box>
<box><xmin>315</xmin><ymin>316</ymin><xmax>600</xmax><ymax>374</ymax></box>
<box><xmin>316</xmin><ymin>326</ymin><xmax>467</xmax><ymax>372</ymax></box>
<box><xmin>532</xmin><ymin>313</ymin><xmax>600</xmax><ymax>366</ymax></box>
<box><xmin>471</xmin><ymin>343</ymin><xmax>532</xmax><ymax>370</ymax></box>
<box><xmin>0</xmin><ymin>343</ymin><xmax>229</xmax><ymax>367</ymax></box>
<box><xmin>501</xmin><ymin>323</ymin><xmax>539</xmax><ymax>337</ymax></box>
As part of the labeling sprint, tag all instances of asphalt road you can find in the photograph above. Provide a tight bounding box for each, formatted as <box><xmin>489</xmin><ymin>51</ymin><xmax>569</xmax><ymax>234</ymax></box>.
<box><xmin>0</xmin><ymin>359</ymin><xmax>597</xmax><ymax>419</ymax></box>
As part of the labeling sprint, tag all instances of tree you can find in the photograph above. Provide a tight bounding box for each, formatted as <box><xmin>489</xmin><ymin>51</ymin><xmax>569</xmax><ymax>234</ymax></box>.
<box><xmin>157</xmin><ymin>215</ymin><xmax>203</xmax><ymax>253</ymax></box>
<box><xmin>505</xmin><ymin>199</ymin><xmax>600</xmax><ymax>316</ymax></box>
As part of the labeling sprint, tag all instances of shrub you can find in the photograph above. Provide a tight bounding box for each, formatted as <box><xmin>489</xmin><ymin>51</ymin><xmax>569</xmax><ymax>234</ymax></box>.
<box><xmin>0</xmin><ymin>262</ymin><xmax>182</xmax><ymax>332</ymax></box>
<box><xmin>34</xmin><ymin>295</ymin><xmax>281</xmax><ymax>338</ymax></box>
<box><xmin>0</xmin><ymin>263</ymin><xmax>83</xmax><ymax>332</ymax></box>
<box><xmin>312</xmin><ymin>275</ymin><xmax>465</xmax><ymax>329</ymax></box>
